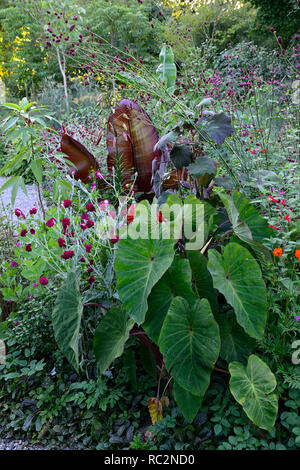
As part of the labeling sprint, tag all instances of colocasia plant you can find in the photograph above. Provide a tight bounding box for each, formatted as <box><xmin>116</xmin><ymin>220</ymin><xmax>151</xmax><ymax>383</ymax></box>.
<box><xmin>52</xmin><ymin>98</ymin><xmax>278</xmax><ymax>431</ymax></box>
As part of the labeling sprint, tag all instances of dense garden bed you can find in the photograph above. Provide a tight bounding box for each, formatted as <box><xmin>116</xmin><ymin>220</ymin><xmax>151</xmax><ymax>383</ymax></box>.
<box><xmin>0</xmin><ymin>0</ymin><xmax>299</xmax><ymax>452</ymax></box>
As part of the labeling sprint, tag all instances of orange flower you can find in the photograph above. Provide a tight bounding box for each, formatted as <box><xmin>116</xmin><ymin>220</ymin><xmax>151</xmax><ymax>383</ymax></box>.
<box><xmin>295</xmin><ymin>250</ymin><xmax>300</xmax><ymax>261</ymax></box>
<box><xmin>273</xmin><ymin>248</ymin><xmax>283</xmax><ymax>257</ymax></box>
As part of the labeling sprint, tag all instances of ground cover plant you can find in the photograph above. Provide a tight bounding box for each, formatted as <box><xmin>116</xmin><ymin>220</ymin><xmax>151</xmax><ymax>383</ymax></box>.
<box><xmin>0</xmin><ymin>0</ymin><xmax>299</xmax><ymax>451</ymax></box>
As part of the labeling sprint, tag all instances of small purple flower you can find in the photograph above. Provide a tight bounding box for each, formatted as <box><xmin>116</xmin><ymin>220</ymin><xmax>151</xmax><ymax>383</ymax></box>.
<box><xmin>11</xmin><ymin>261</ymin><xmax>18</xmax><ymax>268</ymax></box>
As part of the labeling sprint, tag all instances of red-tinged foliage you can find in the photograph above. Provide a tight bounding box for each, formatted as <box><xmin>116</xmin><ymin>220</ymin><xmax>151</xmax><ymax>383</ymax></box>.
<box><xmin>60</xmin><ymin>134</ymin><xmax>98</xmax><ymax>183</ymax></box>
<box><xmin>106</xmin><ymin>99</ymin><xmax>161</xmax><ymax>195</ymax></box>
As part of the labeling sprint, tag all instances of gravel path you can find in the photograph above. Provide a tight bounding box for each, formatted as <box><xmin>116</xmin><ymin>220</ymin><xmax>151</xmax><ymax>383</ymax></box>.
<box><xmin>0</xmin><ymin>176</ymin><xmax>42</xmax><ymax>225</ymax></box>
<box><xmin>0</xmin><ymin>438</ymin><xmax>49</xmax><ymax>450</ymax></box>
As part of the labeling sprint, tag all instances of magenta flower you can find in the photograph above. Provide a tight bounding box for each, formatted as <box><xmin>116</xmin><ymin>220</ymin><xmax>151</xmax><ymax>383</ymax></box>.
<box><xmin>61</xmin><ymin>250</ymin><xmax>75</xmax><ymax>260</ymax></box>
<box><xmin>85</xmin><ymin>244</ymin><xmax>92</xmax><ymax>253</ymax></box>
<box><xmin>88</xmin><ymin>275</ymin><xmax>95</xmax><ymax>285</ymax></box>
<box><xmin>11</xmin><ymin>261</ymin><xmax>18</xmax><ymax>268</ymax></box>
<box><xmin>39</xmin><ymin>277</ymin><xmax>48</xmax><ymax>286</ymax></box>
<box><xmin>86</xmin><ymin>220</ymin><xmax>94</xmax><ymax>228</ymax></box>
<box><xmin>30</xmin><ymin>207</ymin><xmax>37</xmax><ymax>215</ymax></box>
<box><xmin>57</xmin><ymin>237</ymin><xmax>66</xmax><ymax>248</ymax></box>
<box><xmin>110</xmin><ymin>235</ymin><xmax>119</xmax><ymax>244</ymax></box>
<box><xmin>61</xmin><ymin>217</ymin><xmax>71</xmax><ymax>230</ymax></box>
<box><xmin>63</xmin><ymin>199</ymin><xmax>72</xmax><ymax>208</ymax></box>
<box><xmin>15</xmin><ymin>208</ymin><xmax>25</xmax><ymax>218</ymax></box>
<box><xmin>86</xmin><ymin>203</ymin><xmax>95</xmax><ymax>212</ymax></box>
<box><xmin>20</xmin><ymin>229</ymin><xmax>28</xmax><ymax>237</ymax></box>
<box><xmin>25</xmin><ymin>243</ymin><xmax>32</xmax><ymax>252</ymax></box>
<box><xmin>46</xmin><ymin>217</ymin><xmax>56</xmax><ymax>227</ymax></box>
<box><xmin>81</xmin><ymin>213</ymin><xmax>89</xmax><ymax>220</ymax></box>
<box><xmin>30</xmin><ymin>228</ymin><xmax>36</xmax><ymax>235</ymax></box>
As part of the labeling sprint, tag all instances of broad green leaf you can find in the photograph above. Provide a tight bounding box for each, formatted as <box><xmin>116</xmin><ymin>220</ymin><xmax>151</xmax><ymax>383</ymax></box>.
<box><xmin>115</xmin><ymin>237</ymin><xmax>174</xmax><ymax>324</ymax></box>
<box><xmin>143</xmin><ymin>257</ymin><xmax>197</xmax><ymax>343</ymax></box>
<box><xmin>93</xmin><ymin>306</ymin><xmax>134</xmax><ymax>375</ymax></box>
<box><xmin>156</xmin><ymin>44</ymin><xmax>177</xmax><ymax>93</ymax></box>
<box><xmin>232</xmin><ymin>191</ymin><xmax>273</xmax><ymax>244</ymax></box>
<box><xmin>0</xmin><ymin>176</ymin><xmax>18</xmax><ymax>192</ymax></box>
<box><xmin>208</xmin><ymin>243</ymin><xmax>267</xmax><ymax>340</ymax></box>
<box><xmin>2</xmin><ymin>116</ymin><xmax>19</xmax><ymax>132</ymax></box>
<box><xmin>30</xmin><ymin>159</ymin><xmax>43</xmax><ymax>185</ymax></box>
<box><xmin>52</xmin><ymin>272</ymin><xmax>83</xmax><ymax>372</ymax></box>
<box><xmin>182</xmin><ymin>195</ymin><xmax>206</xmax><ymax>249</ymax></box>
<box><xmin>187</xmin><ymin>250</ymin><xmax>218</xmax><ymax>314</ymax></box>
<box><xmin>229</xmin><ymin>355</ymin><xmax>278</xmax><ymax>431</ymax></box>
<box><xmin>187</xmin><ymin>156</ymin><xmax>217</xmax><ymax>188</ymax></box>
<box><xmin>139</xmin><ymin>342</ymin><xmax>157</xmax><ymax>379</ymax></box>
<box><xmin>124</xmin><ymin>348</ymin><xmax>137</xmax><ymax>390</ymax></box>
<box><xmin>173</xmin><ymin>381</ymin><xmax>203</xmax><ymax>423</ymax></box>
<box><xmin>216</xmin><ymin>311</ymin><xmax>256</xmax><ymax>364</ymax></box>
<box><xmin>158</xmin><ymin>297</ymin><xmax>220</xmax><ymax>396</ymax></box>
<box><xmin>219</xmin><ymin>192</ymin><xmax>272</xmax><ymax>262</ymax></box>
<box><xmin>0</xmin><ymin>103</ymin><xmax>21</xmax><ymax>111</ymax></box>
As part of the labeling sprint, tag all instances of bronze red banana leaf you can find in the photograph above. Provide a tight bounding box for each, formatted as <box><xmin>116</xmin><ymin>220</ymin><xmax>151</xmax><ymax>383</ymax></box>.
<box><xmin>107</xmin><ymin>99</ymin><xmax>161</xmax><ymax>194</ymax></box>
<box><xmin>60</xmin><ymin>133</ymin><xmax>98</xmax><ymax>183</ymax></box>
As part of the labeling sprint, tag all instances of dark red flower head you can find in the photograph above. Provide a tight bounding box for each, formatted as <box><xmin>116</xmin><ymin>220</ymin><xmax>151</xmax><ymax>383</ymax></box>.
<box><xmin>61</xmin><ymin>250</ymin><xmax>75</xmax><ymax>260</ymax></box>
<box><xmin>57</xmin><ymin>237</ymin><xmax>66</xmax><ymax>247</ymax></box>
<box><xmin>86</xmin><ymin>203</ymin><xmax>95</xmax><ymax>212</ymax></box>
<box><xmin>63</xmin><ymin>199</ymin><xmax>72</xmax><ymax>208</ymax></box>
<box><xmin>61</xmin><ymin>217</ymin><xmax>71</xmax><ymax>229</ymax></box>
<box><xmin>85</xmin><ymin>244</ymin><xmax>92</xmax><ymax>253</ymax></box>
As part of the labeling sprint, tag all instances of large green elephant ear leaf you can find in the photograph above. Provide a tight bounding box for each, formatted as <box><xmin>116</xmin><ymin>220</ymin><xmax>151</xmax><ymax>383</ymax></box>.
<box><xmin>115</xmin><ymin>238</ymin><xmax>174</xmax><ymax>324</ymax></box>
<box><xmin>52</xmin><ymin>272</ymin><xmax>83</xmax><ymax>372</ymax></box>
<box><xmin>232</xmin><ymin>191</ymin><xmax>273</xmax><ymax>243</ymax></box>
<box><xmin>158</xmin><ymin>297</ymin><xmax>220</xmax><ymax>396</ymax></box>
<box><xmin>143</xmin><ymin>257</ymin><xmax>196</xmax><ymax>343</ymax></box>
<box><xmin>187</xmin><ymin>250</ymin><xmax>218</xmax><ymax>314</ymax></box>
<box><xmin>207</xmin><ymin>243</ymin><xmax>267</xmax><ymax>340</ymax></box>
<box><xmin>216</xmin><ymin>311</ymin><xmax>256</xmax><ymax>364</ymax></box>
<box><xmin>173</xmin><ymin>381</ymin><xmax>203</xmax><ymax>423</ymax></box>
<box><xmin>229</xmin><ymin>355</ymin><xmax>278</xmax><ymax>431</ymax></box>
<box><xmin>219</xmin><ymin>192</ymin><xmax>272</xmax><ymax>262</ymax></box>
<box><xmin>93</xmin><ymin>306</ymin><xmax>135</xmax><ymax>375</ymax></box>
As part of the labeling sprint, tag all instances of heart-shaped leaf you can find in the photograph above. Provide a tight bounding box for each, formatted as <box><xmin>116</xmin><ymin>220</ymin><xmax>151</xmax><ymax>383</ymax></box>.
<box><xmin>173</xmin><ymin>381</ymin><xmax>203</xmax><ymax>423</ymax></box>
<box><xmin>188</xmin><ymin>156</ymin><xmax>217</xmax><ymax>178</ymax></box>
<box><xmin>170</xmin><ymin>144</ymin><xmax>193</xmax><ymax>170</ymax></box>
<box><xmin>186</xmin><ymin>251</ymin><xmax>218</xmax><ymax>314</ymax></box>
<box><xmin>229</xmin><ymin>355</ymin><xmax>278</xmax><ymax>431</ymax></box>
<box><xmin>143</xmin><ymin>258</ymin><xmax>196</xmax><ymax>343</ymax></box>
<box><xmin>52</xmin><ymin>272</ymin><xmax>83</xmax><ymax>372</ymax></box>
<box><xmin>207</xmin><ymin>243</ymin><xmax>267</xmax><ymax>340</ymax></box>
<box><xmin>158</xmin><ymin>297</ymin><xmax>220</xmax><ymax>396</ymax></box>
<box><xmin>115</xmin><ymin>237</ymin><xmax>175</xmax><ymax>324</ymax></box>
<box><xmin>216</xmin><ymin>311</ymin><xmax>256</xmax><ymax>364</ymax></box>
<box><xmin>219</xmin><ymin>192</ymin><xmax>272</xmax><ymax>262</ymax></box>
<box><xmin>199</xmin><ymin>112</ymin><xmax>234</xmax><ymax>145</ymax></box>
<box><xmin>94</xmin><ymin>306</ymin><xmax>134</xmax><ymax>375</ymax></box>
